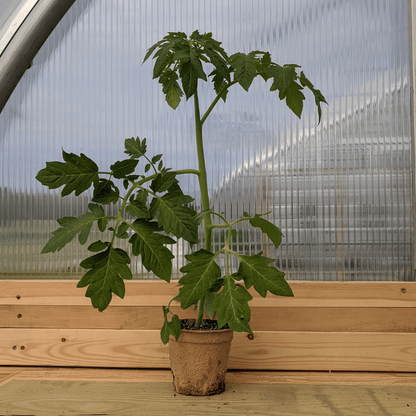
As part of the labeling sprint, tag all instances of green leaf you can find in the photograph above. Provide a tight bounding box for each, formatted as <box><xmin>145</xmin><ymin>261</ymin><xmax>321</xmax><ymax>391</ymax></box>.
<box><xmin>125</xmin><ymin>199</ymin><xmax>150</xmax><ymax>219</ymax></box>
<box><xmin>151</xmin><ymin>154</ymin><xmax>163</xmax><ymax>164</ymax></box>
<box><xmin>161</xmin><ymin>308</ymin><xmax>181</xmax><ymax>344</ymax></box>
<box><xmin>235</xmin><ymin>252</ymin><xmax>293</xmax><ymax>298</ymax></box>
<box><xmin>211</xmin><ymin>72</ymin><xmax>229</xmax><ymax>102</ymax></box>
<box><xmin>42</xmin><ymin>204</ymin><xmax>106</xmax><ymax>253</ymax></box>
<box><xmin>177</xmin><ymin>249</ymin><xmax>222</xmax><ymax>309</ymax></box>
<box><xmin>179</xmin><ymin>51</ymin><xmax>207</xmax><ymax>100</ymax></box>
<box><xmin>129</xmin><ymin>219</ymin><xmax>176</xmax><ymax>281</ymax></box>
<box><xmin>143</xmin><ymin>40</ymin><xmax>163</xmax><ymax>64</ymax></box>
<box><xmin>153</xmin><ymin>42</ymin><xmax>174</xmax><ymax>78</ymax></box>
<box><xmin>92</xmin><ymin>179</ymin><xmax>119</xmax><ymax>205</ymax></box>
<box><xmin>116</xmin><ymin>222</ymin><xmax>130</xmax><ymax>239</ymax></box>
<box><xmin>134</xmin><ymin>189</ymin><xmax>149</xmax><ymax>204</ymax></box>
<box><xmin>204</xmin><ymin>48</ymin><xmax>230</xmax><ymax>82</ymax></box>
<box><xmin>249</xmin><ymin>216</ymin><xmax>283</xmax><ymax>249</ymax></box>
<box><xmin>267</xmin><ymin>64</ymin><xmax>299</xmax><ymax>96</ymax></box>
<box><xmin>150</xmin><ymin>191</ymin><xmax>198</xmax><ymax>244</ymax></box>
<box><xmin>282</xmin><ymin>81</ymin><xmax>305</xmax><ymax>119</ymax></box>
<box><xmin>213</xmin><ymin>276</ymin><xmax>253</xmax><ymax>333</ymax></box>
<box><xmin>77</xmin><ymin>246</ymin><xmax>132</xmax><ymax>312</ymax></box>
<box><xmin>150</xmin><ymin>171</ymin><xmax>178</xmax><ymax>193</ymax></box>
<box><xmin>300</xmin><ymin>71</ymin><xmax>328</xmax><ymax>123</ymax></box>
<box><xmin>97</xmin><ymin>217</ymin><xmax>108</xmax><ymax>233</ymax></box>
<box><xmin>254</xmin><ymin>52</ymin><xmax>272</xmax><ymax>80</ymax></box>
<box><xmin>36</xmin><ymin>150</ymin><xmax>99</xmax><ymax>197</ymax></box>
<box><xmin>209</xmin><ymin>278</ymin><xmax>224</xmax><ymax>293</ymax></box>
<box><xmin>159</xmin><ymin>69</ymin><xmax>183</xmax><ymax>109</ymax></box>
<box><xmin>203</xmin><ymin>291</ymin><xmax>217</xmax><ymax>319</ymax></box>
<box><xmin>124</xmin><ymin>137</ymin><xmax>147</xmax><ymax>159</ymax></box>
<box><xmin>110</xmin><ymin>159</ymin><xmax>139</xmax><ymax>179</ymax></box>
<box><xmin>88</xmin><ymin>240</ymin><xmax>109</xmax><ymax>252</ymax></box>
<box><xmin>230</xmin><ymin>52</ymin><xmax>257</xmax><ymax>91</ymax></box>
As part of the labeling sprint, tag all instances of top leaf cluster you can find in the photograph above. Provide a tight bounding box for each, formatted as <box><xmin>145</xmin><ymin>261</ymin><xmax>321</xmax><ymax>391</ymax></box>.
<box><xmin>143</xmin><ymin>30</ymin><xmax>327</xmax><ymax>121</ymax></box>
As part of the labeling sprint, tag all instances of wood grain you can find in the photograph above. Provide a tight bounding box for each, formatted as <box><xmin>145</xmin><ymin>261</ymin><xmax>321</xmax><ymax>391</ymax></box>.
<box><xmin>1</xmin><ymin>329</ymin><xmax>416</xmax><ymax>372</ymax></box>
<box><xmin>1</xmin><ymin>281</ymin><xmax>415</xmax><ymax>371</ymax></box>
<box><xmin>2</xmin><ymin>304</ymin><xmax>416</xmax><ymax>332</ymax></box>
<box><xmin>1</xmin><ymin>280</ymin><xmax>415</xmax><ymax>307</ymax></box>
<box><xmin>1</xmin><ymin>378</ymin><xmax>415</xmax><ymax>415</ymax></box>
<box><xmin>2</xmin><ymin>367</ymin><xmax>416</xmax><ymax>386</ymax></box>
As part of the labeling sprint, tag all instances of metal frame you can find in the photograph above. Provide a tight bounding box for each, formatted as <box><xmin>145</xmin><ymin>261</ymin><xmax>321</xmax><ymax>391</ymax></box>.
<box><xmin>0</xmin><ymin>0</ymin><xmax>76</xmax><ymax>114</ymax></box>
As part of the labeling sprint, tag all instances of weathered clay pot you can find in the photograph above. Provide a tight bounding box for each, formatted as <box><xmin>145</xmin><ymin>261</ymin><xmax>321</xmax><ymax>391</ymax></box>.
<box><xmin>169</xmin><ymin>327</ymin><xmax>234</xmax><ymax>396</ymax></box>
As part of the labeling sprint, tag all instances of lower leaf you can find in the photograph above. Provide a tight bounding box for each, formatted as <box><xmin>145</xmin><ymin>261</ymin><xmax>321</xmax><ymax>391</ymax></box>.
<box><xmin>236</xmin><ymin>252</ymin><xmax>293</xmax><ymax>298</ymax></box>
<box><xmin>161</xmin><ymin>310</ymin><xmax>181</xmax><ymax>344</ymax></box>
<box><xmin>213</xmin><ymin>276</ymin><xmax>253</xmax><ymax>334</ymax></box>
<box><xmin>77</xmin><ymin>246</ymin><xmax>132</xmax><ymax>312</ymax></box>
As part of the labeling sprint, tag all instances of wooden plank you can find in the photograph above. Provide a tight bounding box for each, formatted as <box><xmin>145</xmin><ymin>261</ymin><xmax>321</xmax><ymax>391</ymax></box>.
<box><xmin>2</xmin><ymin>367</ymin><xmax>416</xmax><ymax>386</ymax></box>
<box><xmin>0</xmin><ymin>373</ymin><xmax>14</xmax><ymax>387</ymax></box>
<box><xmin>2</xmin><ymin>304</ymin><xmax>416</xmax><ymax>333</ymax></box>
<box><xmin>1</xmin><ymin>366</ymin><xmax>416</xmax><ymax>386</ymax></box>
<box><xmin>1</xmin><ymin>280</ymin><xmax>416</xmax><ymax>307</ymax></box>
<box><xmin>1</xmin><ymin>367</ymin><xmax>173</xmax><ymax>384</ymax></box>
<box><xmin>1</xmin><ymin>329</ymin><xmax>416</xmax><ymax>372</ymax></box>
<box><xmin>1</xmin><ymin>378</ymin><xmax>415</xmax><ymax>415</ymax></box>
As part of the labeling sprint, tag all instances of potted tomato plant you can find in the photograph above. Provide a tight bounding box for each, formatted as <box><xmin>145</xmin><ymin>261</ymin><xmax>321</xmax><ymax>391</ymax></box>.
<box><xmin>36</xmin><ymin>30</ymin><xmax>326</xmax><ymax>395</ymax></box>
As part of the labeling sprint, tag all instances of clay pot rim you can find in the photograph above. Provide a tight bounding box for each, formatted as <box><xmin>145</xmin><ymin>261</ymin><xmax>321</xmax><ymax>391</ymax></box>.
<box><xmin>169</xmin><ymin>328</ymin><xmax>234</xmax><ymax>344</ymax></box>
<box><xmin>179</xmin><ymin>328</ymin><xmax>233</xmax><ymax>334</ymax></box>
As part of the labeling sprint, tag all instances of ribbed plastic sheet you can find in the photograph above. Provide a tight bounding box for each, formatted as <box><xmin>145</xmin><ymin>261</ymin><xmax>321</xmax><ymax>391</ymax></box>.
<box><xmin>0</xmin><ymin>0</ymin><xmax>413</xmax><ymax>281</ymax></box>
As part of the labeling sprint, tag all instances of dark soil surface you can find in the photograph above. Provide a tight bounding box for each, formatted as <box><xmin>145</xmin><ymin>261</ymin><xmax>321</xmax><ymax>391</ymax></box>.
<box><xmin>180</xmin><ymin>319</ymin><xmax>230</xmax><ymax>331</ymax></box>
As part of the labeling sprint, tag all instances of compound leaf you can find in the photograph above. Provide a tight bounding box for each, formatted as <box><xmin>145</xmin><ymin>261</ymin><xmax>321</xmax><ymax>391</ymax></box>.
<box><xmin>42</xmin><ymin>203</ymin><xmax>106</xmax><ymax>253</ymax></box>
<box><xmin>150</xmin><ymin>191</ymin><xmax>198</xmax><ymax>244</ymax></box>
<box><xmin>110</xmin><ymin>159</ymin><xmax>139</xmax><ymax>179</ymax></box>
<box><xmin>213</xmin><ymin>276</ymin><xmax>253</xmax><ymax>333</ymax></box>
<box><xmin>236</xmin><ymin>252</ymin><xmax>293</xmax><ymax>298</ymax></box>
<box><xmin>282</xmin><ymin>81</ymin><xmax>305</xmax><ymax>119</ymax></box>
<box><xmin>36</xmin><ymin>150</ymin><xmax>99</xmax><ymax>197</ymax></box>
<box><xmin>77</xmin><ymin>246</ymin><xmax>132</xmax><ymax>312</ymax></box>
<box><xmin>177</xmin><ymin>249</ymin><xmax>221</xmax><ymax>309</ymax></box>
<box><xmin>125</xmin><ymin>199</ymin><xmax>150</xmax><ymax>219</ymax></box>
<box><xmin>129</xmin><ymin>219</ymin><xmax>175</xmax><ymax>281</ymax></box>
<box><xmin>124</xmin><ymin>137</ymin><xmax>147</xmax><ymax>159</ymax></box>
<box><xmin>150</xmin><ymin>171</ymin><xmax>179</xmax><ymax>193</ymax></box>
<box><xmin>159</xmin><ymin>69</ymin><xmax>184</xmax><ymax>109</ymax></box>
<box><xmin>268</xmin><ymin>64</ymin><xmax>299</xmax><ymax>96</ymax></box>
<box><xmin>230</xmin><ymin>52</ymin><xmax>257</xmax><ymax>91</ymax></box>
<box><xmin>179</xmin><ymin>50</ymin><xmax>207</xmax><ymax>100</ymax></box>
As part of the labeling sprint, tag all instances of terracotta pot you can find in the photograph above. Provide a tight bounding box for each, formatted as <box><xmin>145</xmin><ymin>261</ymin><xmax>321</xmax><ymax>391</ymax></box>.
<box><xmin>169</xmin><ymin>327</ymin><xmax>234</xmax><ymax>396</ymax></box>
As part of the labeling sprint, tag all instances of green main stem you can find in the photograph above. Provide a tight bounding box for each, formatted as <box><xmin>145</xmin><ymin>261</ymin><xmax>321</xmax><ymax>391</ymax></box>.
<box><xmin>193</xmin><ymin>91</ymin><xmax>212</xmax><ymax>250</ymax></box>
<box><xmin>194</xmin><ymin>91</ymin><xmax>212</xmax><ymax>328</ymax></box>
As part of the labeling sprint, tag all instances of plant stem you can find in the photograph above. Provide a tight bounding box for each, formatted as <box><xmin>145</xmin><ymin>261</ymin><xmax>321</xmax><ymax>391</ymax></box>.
<box><xmin>194</xmin><ymin>90</ymin><xmax>212</xmax><ymax>328</ymax></box>
<box><xmin>196</xmin><ymin>296</ymin><xmax>205</xmax><ymax>327</ymax></box>
<box><xmin>193</xmin><ymin>91</ymin><xmax>212</xmax><ymax>251</ymax></box>
<box><xmin>201</xmin><ymin>80</ymin><xmax>238</xmax><ymax>125</ymax></box>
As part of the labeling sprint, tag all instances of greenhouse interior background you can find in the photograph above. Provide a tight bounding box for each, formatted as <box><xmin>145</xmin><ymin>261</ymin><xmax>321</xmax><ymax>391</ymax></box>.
<box><xmin>0</xmin><ymin>0</ymin><xmax>414</xmax><ymax>282</ymax></box>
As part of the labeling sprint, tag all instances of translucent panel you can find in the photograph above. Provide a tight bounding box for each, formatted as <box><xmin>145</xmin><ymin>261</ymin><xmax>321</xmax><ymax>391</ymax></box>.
<box><xmin>0</xmin><ymin>0</ymin><xmax>413</xmax><ymax>281</ymax></box>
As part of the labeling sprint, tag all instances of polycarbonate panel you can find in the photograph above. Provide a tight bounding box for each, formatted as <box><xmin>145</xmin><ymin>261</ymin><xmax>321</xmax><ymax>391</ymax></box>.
<box><xmin>0</xmin><ymin>0</ymin><xmax>413</xmax><ymax>281</ymax></box>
